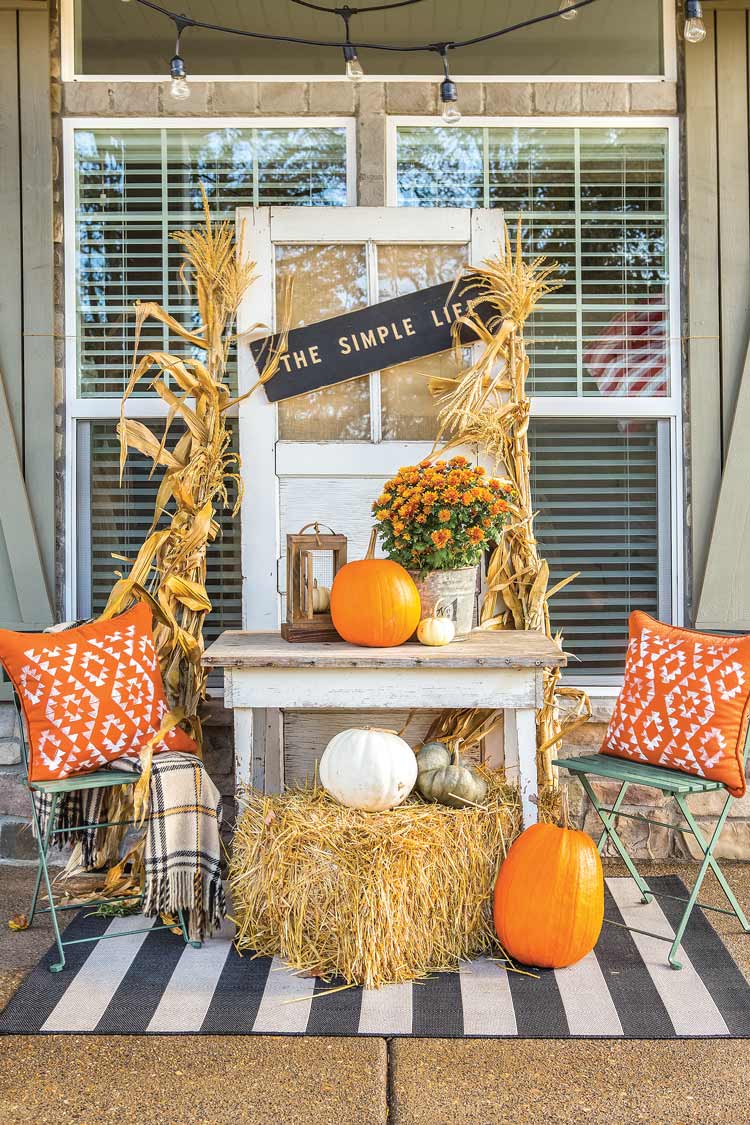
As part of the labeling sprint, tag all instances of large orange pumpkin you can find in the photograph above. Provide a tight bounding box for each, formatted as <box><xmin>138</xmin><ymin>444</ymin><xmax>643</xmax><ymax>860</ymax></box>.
<box><xmin>493</xmin><ymin>821</ymin><xmax>604</xmax><ymax>969</ymax></box>
<box><xmin>330</xmin><ymin>533</ymin><xmax>421</xmax><ymax>647</ymax></box>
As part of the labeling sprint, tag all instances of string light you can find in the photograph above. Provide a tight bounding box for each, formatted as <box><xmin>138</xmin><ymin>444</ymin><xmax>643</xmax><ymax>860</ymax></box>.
<box><xmin>115</xmin><ymin>0</ymin><xmax>699</xmax><ymax>109</ymax></box>
<box><xmin>169</xmin><ymin>22</ymin><xmax>190</xmax><ymax>100</ymax></box>
<box><xmin>684</xmin><ymin>0</ymin><xmax>706</xmax><ymax>43</ymax></box>
<box><xmin>340</xmin><ymin>10</ymin><xmax>365</xmax><ymax>81</ymax></box>
<box><xmin>438</xmin><ymin>46</ymin><xmax>460</xmax><ymax>125</ymax></box>
<box><xmin>344</xmin><ymin>44</ymin><xmax>365</xmax><ymax>81</ymax></box>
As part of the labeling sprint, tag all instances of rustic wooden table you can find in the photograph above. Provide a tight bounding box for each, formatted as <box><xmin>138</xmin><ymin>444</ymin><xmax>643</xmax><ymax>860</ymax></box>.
<box><xmin>203</xmin><ymin>630</ymin><xmax>566</xmax><ymax>826</ymax></box>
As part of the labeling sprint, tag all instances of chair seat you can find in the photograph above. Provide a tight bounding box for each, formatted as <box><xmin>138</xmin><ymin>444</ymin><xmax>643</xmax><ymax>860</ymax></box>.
<box><xmin>30</xmin><ymin>768</ymin><xmax>139</xmax><ymax>794</ymax></box>
<box><xmin>552</xmin><ymin>752</ymin><xmax>726</xmax><ymax>794</ymax></box>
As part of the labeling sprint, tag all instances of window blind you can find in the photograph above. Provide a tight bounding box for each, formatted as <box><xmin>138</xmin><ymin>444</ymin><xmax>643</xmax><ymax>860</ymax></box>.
<box><xmin>529</xmin><ymin>419</ymin><xmax>663</xmax><ymax>676</ymax></box>
<box><xmin>78</xmin><ymin>421</ymin><xmax>242</xmax><ymax>645</ymax></box>
<box><xmin>397</xmin><ymin>126</ymin><xmax>670</xmax><ymax>399</ymax></box>
<box><xmin>74</xmin><ymin>126</ymin><xmax>348</xmax><ymax>398</ymax></box>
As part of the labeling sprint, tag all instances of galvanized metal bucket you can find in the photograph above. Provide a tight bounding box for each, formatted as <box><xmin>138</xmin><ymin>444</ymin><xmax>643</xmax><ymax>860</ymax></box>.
<box><xmin>408</xmin><ymin>565</ymin><xmax>479</xmax><ymax>636</ymax></box>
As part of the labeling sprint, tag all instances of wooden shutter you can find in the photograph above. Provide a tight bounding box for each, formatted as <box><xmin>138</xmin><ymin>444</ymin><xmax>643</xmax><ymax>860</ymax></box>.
<box><xmin>0</xmin><ymin>2</ymin><xmax>54</xmax><ymax>697</ymax></box>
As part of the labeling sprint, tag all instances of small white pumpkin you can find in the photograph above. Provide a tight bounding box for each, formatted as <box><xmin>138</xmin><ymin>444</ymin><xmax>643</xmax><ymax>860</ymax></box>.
<box><xmin>319</xmin><ymin>727</ymin><xmax>417</xmax><ymax>812</ymax></box>
<box><xmin>311</xmin><ymin>579</ymin><xmax>330</xmax><ymax>613</ymax></box>
<box><xmin>417</xmin><ymin>600</ymin><xmax>456</xmax><ymax>647</ymax></box>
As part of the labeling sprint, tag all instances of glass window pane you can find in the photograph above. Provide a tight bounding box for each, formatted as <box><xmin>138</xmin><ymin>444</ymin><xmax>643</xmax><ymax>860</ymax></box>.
<box><xmin>378</xmin><ymin>243</ymin><xmax>467</xmax><ymax>441</ymax></box>
<box><xmin>529</xmin><ymin>418</ymin><xmax>663</xmax><ymax>676</ymax></box>
<box><xmin>80</xmin><ymin>421</ymin><xmax>242</xmax><ymax>645</ymax></box>
<box><xmin>396</xmin><ymin>124</ymin><xmax>671</xmax><ymax>400</ymax></box>
<box><xmin>74</xmin><ymin>127</ymin><xmax>348</xmax><ymax>399</ymax></box>
<box><xmin>488</xmin><ymin>129</ymin><xmax>576</xmax><ymax>213</ymax></box>
<box><xmin>276</xmin><ymin>243</ymin><xmax>371</xmax><ymax>441</ymax></box>
<box><xmin>76</xmin><ymin>0</ymin><xmax>663</xmax><ymax>76</ymax></box>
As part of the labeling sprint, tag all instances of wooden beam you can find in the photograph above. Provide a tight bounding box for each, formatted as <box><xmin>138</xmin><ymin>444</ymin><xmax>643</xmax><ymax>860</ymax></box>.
<box><xmin>19</xmin><ymin>9</ymin><xmax>55</xmax><ymax>586</ymax></box>
<box><xmin>696</xmin><ymin>344</ymin><xmax>750</xmax><ymax>629</ymax></box>
<box><xmin>716</xmin><ymin>11</ymin><xmax>750</xmax><ymax>446</ymax></box>
<box><xmin>0</xmin><ymin>12</ymin><xmax>22</xmax><ymax>453</ymax></box>
<box><xmin>685</xmin><ymin>10</ymin><xmax>723</xmax><ymax>606</ymax></box>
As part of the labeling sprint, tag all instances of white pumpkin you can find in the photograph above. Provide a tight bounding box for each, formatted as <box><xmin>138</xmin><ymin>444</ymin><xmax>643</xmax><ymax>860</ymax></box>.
<box><xmin>311</xmin><ymin>579</ymin><xmax>330</xmax><ymax>613</ymax></box>
<box><xmin>417</xmin><ymin>614</ymin><xmax>456</xmax><ymax>647</ymax></box>
<box><xmin>319</xmin><ymin>727</ymin><xmax>418</xmax><ymax>811</ymax></box>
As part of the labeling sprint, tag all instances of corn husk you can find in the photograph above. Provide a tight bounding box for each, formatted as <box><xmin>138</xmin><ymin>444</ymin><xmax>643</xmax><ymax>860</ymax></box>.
<box><xmin>430</xmin><ymin>220</ymin><xmax>591</xmax><ymax>796</ymax></box>
<box><xmin>96</xmin><ymin>184</ymin><xmax>288</xmax><ymax>816</ymax></box>
<box><xmin>230</xmin><ymin>773</ymin><xmax>521</xmax><ymax>988</ymax></box>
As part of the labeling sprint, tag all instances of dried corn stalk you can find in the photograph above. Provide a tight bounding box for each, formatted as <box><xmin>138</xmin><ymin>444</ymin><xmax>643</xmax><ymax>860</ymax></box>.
<box><xmin>100</xmin><ymin>186</ymin><xmax>288</xmax><ymax>793</ymax></box>
<box><xmin>433</xmin><ymin>220</ymin><xmax>591</xmax><ymax>790</ymax></box>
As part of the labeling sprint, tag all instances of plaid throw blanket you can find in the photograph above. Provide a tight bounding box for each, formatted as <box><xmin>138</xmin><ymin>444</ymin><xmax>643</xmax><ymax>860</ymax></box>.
<box><xmin>34</xmin><ymin>752</ymin><xmax>226</xmax><ymax>941</ymax></box>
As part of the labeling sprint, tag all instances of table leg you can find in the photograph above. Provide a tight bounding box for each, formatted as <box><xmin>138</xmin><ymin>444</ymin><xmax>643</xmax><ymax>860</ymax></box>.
<box><xmin>233</xmin><ymin>707</ymin><xmax>254</xmax><ymax>795</ymax></box>
<box><xmin>504</xmin><ymin>707</ymin><xmax>538</xmax><ymax>827</ymax></box>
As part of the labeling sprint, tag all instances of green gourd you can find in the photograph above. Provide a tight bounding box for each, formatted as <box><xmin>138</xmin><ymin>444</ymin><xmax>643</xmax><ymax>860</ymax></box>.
<box><xmin>415</xmin><ymin>740</ymin><xmax>488</xmax><ymax>808</ymax></box>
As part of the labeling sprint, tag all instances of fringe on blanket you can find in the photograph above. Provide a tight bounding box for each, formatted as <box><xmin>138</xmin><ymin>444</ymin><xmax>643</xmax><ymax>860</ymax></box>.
<box><xmin>33</xmin><ymin>753</ymin><xmax>226</xmax><ymax>942</ymax></box>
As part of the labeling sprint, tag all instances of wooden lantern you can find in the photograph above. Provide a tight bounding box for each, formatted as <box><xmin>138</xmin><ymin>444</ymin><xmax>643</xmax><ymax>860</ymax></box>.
<box><xmin>281</xmin><ymin>522</ymin><xmax>347</xmax><ymax>642</ymax></box>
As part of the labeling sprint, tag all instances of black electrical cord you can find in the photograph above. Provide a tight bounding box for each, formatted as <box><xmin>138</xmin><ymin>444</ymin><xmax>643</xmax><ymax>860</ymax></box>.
<box><xmin>130</xmin><ymin>0</ymin><xmax>599</xmax><ymax>55</ymax></box>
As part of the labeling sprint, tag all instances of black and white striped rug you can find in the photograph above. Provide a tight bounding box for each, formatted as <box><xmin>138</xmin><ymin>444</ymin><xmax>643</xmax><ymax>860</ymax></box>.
<box><xmin>3</xmin><ymin>877</ymin><xmax>750</xmax><ymax>1037</ymax></box>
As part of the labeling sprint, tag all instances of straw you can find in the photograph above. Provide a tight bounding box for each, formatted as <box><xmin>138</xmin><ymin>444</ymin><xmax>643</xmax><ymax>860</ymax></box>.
<box><xmin>229</xmin><ymin>771</ymin><xmax>521</xmax><ymax>989</ymax></box>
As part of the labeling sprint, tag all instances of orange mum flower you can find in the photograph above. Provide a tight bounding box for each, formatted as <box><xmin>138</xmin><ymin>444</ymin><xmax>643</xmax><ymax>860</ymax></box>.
<box><xmin>438</xmin><ymin>509</ymin><xmax>452</xmax><ymax>523</ymax></box>
<box><xmin>443</xmin><ymin>487</ymin><xmax>460</xmax><ymax>504</ymax></box>
<box><xmin>467</xmin><ymin>526</ymin><xmax>485</xmax><ymax>544</ymax></box>
<box><xmin>431</xmin><ymin>528</ymin><xmax>453</xmax><ymax>548</ymax></box>
<box><xmin>449</xmin><ymin>456</ymin><xmax>468</xmax><ymax>467</ymax></box>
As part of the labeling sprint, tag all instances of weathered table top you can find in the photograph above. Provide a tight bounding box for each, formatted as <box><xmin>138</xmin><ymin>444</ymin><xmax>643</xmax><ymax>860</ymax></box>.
<box><xmin>203</xmin><ymin>629</ymin><xmax>566</xmax><ymax>671</ymax></box>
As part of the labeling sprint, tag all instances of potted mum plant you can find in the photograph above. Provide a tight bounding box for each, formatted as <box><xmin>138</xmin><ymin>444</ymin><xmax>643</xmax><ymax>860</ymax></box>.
<box><xmin>372</xmin><ymin>457</ymin><xmax>517</xmax><ymax>635</ymax></box>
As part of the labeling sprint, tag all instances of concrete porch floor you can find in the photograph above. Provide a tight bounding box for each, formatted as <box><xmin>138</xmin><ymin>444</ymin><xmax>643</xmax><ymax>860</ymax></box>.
<box><xmin>2</xmin><ymin>860</ymin><xmax>750</xmax><ymax>1125</ymax></box>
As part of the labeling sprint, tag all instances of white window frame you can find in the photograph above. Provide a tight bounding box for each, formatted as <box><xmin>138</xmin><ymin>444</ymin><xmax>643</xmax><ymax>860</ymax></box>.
<box><xmin>386</xmin><ymin>114</ymin><xmax>684</xmax><ymax>689</ymax></box>
<box><xmin>60</xmin><ymin>0</ymin><xmax>677</xmax><ymax>84</ymax></box>
<box><xmin>62</xmin><ymin>115</ymin><xmax>357</xmax><ymax>622</ymax></box>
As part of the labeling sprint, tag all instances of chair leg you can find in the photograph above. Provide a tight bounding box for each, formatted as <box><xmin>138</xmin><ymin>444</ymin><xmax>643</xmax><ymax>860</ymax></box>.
<box><xmin>29</xmin><ymin>792</ymin><xmax>67</xmax><ymax>973</ymax></box>
<box><xmin>666</xmin><ymin>792</ymin><xmax>749</xmax><ymax>971</ymax></box>
<box><xmin>579</xmin><ymin>775</ymin><xmax>653</xmax><ymax>904</ymax></box>
<box><xmin>27</xmin><ymin>796</ymin><xmax>56</xmax><ymax>926</ymax></box>
<box><xmin>177</xmin><ymin>908</ymin><xmax>202</xmax><ymax>950</ymax></box>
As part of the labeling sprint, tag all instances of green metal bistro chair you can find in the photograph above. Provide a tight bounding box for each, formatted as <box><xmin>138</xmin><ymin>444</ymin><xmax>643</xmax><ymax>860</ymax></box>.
<box><xmin>553</xmin><ymin>728</ymin><xmax>750</xmax><ymax>970</ymax></box>
<box><xmin>13</xmin><ymin>691</ymin><xmax>199</xmax><ymax>972</ymax></box>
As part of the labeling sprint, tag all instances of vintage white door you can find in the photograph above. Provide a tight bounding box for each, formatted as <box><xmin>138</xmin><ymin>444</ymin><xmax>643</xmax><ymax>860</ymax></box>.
<box><xmin>236</xmin><ymin>206</ymin><xmax>503</xmax><ymax>634</ymax></box>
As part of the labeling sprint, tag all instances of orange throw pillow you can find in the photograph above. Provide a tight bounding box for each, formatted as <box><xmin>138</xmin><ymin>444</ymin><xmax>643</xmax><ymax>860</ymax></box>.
<box><xmin>0</xmin><ymin>602</ymin><xmax>196</xmax><ymax>782</ymax></box>
<box><xmin>600</xmin><ymin>612</ymin><xmax>750</xmax><ymax>797</ymax></box>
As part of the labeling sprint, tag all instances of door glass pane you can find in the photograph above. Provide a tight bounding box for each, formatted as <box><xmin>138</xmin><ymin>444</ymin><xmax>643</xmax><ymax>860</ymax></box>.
<box><xmin>276</xmin><ymin>244</ymin><xmax>371</xmax><ymax>441</ymax></box>
<box><xmin>378</xmin><ymin>243</ymin><xmax>467</xmax><ymax>441</ymax></box>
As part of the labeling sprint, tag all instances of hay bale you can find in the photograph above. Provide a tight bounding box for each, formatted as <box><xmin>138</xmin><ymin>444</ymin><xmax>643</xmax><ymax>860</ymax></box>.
<box><xmin>229</xmin><ymin>772</ymin><xmax>521</xmax><ymax>988</ymax></box>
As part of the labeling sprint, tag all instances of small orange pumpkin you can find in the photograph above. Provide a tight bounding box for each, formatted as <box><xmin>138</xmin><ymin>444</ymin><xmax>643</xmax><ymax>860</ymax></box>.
<box><xmin>330</xmin><ymin>529</ymin><xmax>421</xmax><ymax>647</ymax></box>
<box><xmin>493</xmin><ymin>820</ymin><xmax>604</xmax><ymax>969</ymax></box>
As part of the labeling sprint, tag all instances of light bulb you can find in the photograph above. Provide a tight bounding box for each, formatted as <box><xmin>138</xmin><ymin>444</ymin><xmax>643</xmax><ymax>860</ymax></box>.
<box><xmin>170</xmin><ymin>75</ymin><xmax>191</xmax><ymax>100</ymax></box>
<box><xmin>343</xmin><ymin>44</ymin><xmax>364</xmax><ymax>83</ymax></box>
<box><xmin>441</xmin><ymin>100</ymin><xmax>461</xmax><ymax>125</ymax></box>
<box><xmin>169</xmin><ymin>54</ymin><xmax>190</xmax><ymax>100</ymax></box>
<box><xmin>684</xmin><ymin>16</ymin><xmax>706</xmax><ymax>42</ymax></box>
<box><xmin>346</xmin><ymin>56</ymin><xmax>364</xmax><ymax>82</ymax></box>
<box><xmin>559</xmin><ymin>0</ymin><xmax>578</xmax><ymax>19</ymax></box>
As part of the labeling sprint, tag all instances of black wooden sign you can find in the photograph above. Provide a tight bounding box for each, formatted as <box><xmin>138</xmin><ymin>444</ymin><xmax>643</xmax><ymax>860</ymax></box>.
<box><xmin>250</xmin><ymin>279</ymin><xmax>487</xmax><ymax>404</ymax></box>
